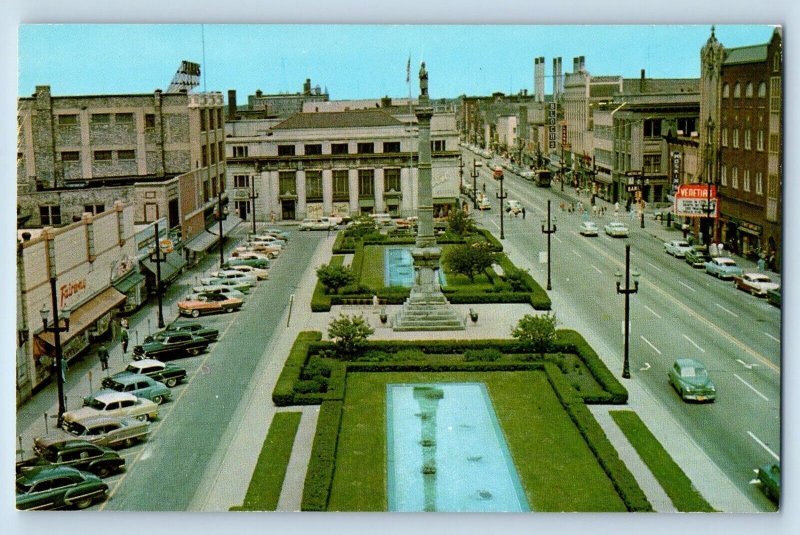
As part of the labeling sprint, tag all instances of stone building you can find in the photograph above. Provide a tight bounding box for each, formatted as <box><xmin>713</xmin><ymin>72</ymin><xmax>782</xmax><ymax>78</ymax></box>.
<box><xmin>17</xmin><ymin>86</ymin><xmax>228</xmax><ymax>259</ymax></box>
<box><xmin>225</xmin><ymin>107</ymin><xmax>461</xmax><ymax>222</ymax></box>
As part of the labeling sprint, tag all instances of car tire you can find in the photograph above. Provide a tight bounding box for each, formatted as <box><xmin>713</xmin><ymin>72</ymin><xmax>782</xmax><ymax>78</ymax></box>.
<box><xmin>191</xmin><ymin>309</ymin><xmax>200</xmax><ymax>318</ymax></box>
<box><xmin>73</xmin><ymin>496</ymin><xmax>95</xmax><ymax>510</ymax></box>
<box><xmin>95</xmin><ymin>463</ymin><xmax>112</xmax><ymax>478</ymax></box>
<box><xmin>189</xmin><ymin>347</ymin><xmax>201</xmax><ymax>356</ymax></box>
<box><xmin>151</xmin><ymin>395</ymin><xmax>164</xmax><ymax>405</ymax></box>
<box><xmin>165</xmin><ymin>377</ymin><xmax>178</xmax><ymax>388</ymax></box>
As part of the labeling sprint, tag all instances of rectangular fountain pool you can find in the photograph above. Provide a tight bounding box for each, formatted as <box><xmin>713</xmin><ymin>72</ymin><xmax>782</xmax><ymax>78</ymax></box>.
<box><xmin>384</xmin><ymin>247</ymin><xmax>446</xmax><ymax>288</ymax></box>
<box><xmin>386</xmin><ymin>382</ymin><xmax>530</xmax><ymax>512</ymax></box>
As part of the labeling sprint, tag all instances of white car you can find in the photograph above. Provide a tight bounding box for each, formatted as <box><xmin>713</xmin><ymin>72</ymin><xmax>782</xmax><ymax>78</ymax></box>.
<box><xmin>299</xmin><ymin>218</ymin><xmax>336</xmax><ymax>231</ymax></box>
<box><xmin>504</xmin><ymin>199</ymin><xmax>522</xmax><ymax>214</ymax></box>
<box><xmin>579</xmin><ymin>221</ymin><xmax>599</xmax><ymax>236</ymax></box>
<box><xmin>230</xmin><ymin>251</ymin><xmax>272</xmax><ymax>262</ymax></box>
<box><xmin>253</xmin><ymin>233</ymin><xmax>287</xmax><ymax>243</ymax></box>
<box><xmin>233</xmin><ymin>243</ymin><xmax>280</xmax><ymax>258</ymax></box>
<box><xmin>190</xmin><ymin>286</ymin><xmax>246</xmax><ymax>300</ymax></box>
<box><xmin>733</xmin><ymin>272</ymin><xmax>780</xmax><ymax>296</ymax></box>
<box><xmin>204</xmin><ymin>270</ymin><xmax>259</xmax><ymax>286</ymax></box>
<box><xmin>604</xmin><ymin>221</ymin><xmax>629</xmax><ymax>237</ymax></box>
<box><xmin>477</xmin><ymin>197</ymin><xmax>491</xmax><ymax>210</ymax></box>
<box><xmin>664</xmin><ymin>240</ymin><xmax>693</xmax><ymax>257</ymax></box>
<box><xmin>63</xmin><ymin>392</ymin><xmax>159</xmax><ymax>425</ymax></box>
<box><xmin>224</xmin><ymin>264</ymin><xmax>269</xmax><ymax>280</ymax></box>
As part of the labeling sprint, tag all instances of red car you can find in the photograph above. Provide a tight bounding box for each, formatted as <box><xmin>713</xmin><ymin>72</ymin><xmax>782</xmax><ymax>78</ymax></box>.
<box><xmin>178</xmin><ymin>293</ymin><xmax>243</xmax><ymax>317</ymax></box>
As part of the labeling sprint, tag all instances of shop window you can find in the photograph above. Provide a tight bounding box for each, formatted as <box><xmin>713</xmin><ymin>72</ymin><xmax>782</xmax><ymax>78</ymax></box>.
<box><xmin>91</xmin><ymin>113</ymin><xmax>110</xmax><ymax>125</ymax></box>
<box><xmin>61</xmin><ymin>151</ymin><xmax>80</xmax><ymax>162</ymax></box>
<box><xmin>94</xmin><ymin>150</ymin><xmax>112</xmax><ymax>161</ymax></box>
<box><xmin>118</xmin><ymin>150</ymin><xmax>135</xmax><ymax>160</ymax></box>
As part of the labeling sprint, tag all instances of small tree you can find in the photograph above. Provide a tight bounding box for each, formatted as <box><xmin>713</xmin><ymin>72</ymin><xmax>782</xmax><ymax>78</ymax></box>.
<box><xmin>316</xmin><ymin>264</ymin><xmax>355</xmax><ymax>294</ymax></box>
<box><xmin>447</xmin><ymin>208</ymin><xmax>476</xmax><ymax>236</ymax></box>
<box><xmin>442</xmin><ymin>242</ymin><xmax>496</xmax><ymax>282</ymax></box>
<box><xmin>345</xmin><ymin>215</ymin><xmax>378</xmax><ymax>238</ymax></box>
<box><xmin>511</xmin><ymin>313</ymin><xmax>558</xmax><ymax>356</ymax></box>
<box><xmin>328</xmin><ymin>314</ymin><xmax>375</xmax><ymax>357</ymax></box>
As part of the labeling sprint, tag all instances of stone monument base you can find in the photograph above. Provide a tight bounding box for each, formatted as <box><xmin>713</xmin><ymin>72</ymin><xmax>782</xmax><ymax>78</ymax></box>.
<box><xmin>393</xmin><ymin>287</ymin><xmax>466</xmax><ymax>331</ymax></box>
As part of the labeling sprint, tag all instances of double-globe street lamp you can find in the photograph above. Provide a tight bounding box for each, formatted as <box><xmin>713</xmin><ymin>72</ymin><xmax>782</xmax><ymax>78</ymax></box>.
<box><xmin>541</xmin><ymin>199</ymin><xmax>557</xmax><ymax>291</ymax></box>
<box><xmin>217</xmin><ymin>190</ymin><xmax>228</xmax><ymax>269</ymax></box>
<box><xmin>39</xmin><ymin>287</ymin><xmax>71</xmax><ymax>427</ymax></box>
<box><xmin>470</xmin><ymin>159</ymin><xmax>481</xmax><ymax>209</ymax></box>
<box><xmin>148</xmin><ymin>221</ymin><xmax>166</xmax><ymax>329</ymax></box>
<box><xmin>614</xmin><ymin>243</ymin><xmax>640</xmax><ymax>379</ymax></box>
<box><xmin>248</xmin><ymin>171</ymin><xmax>259</xmax><ymax>236</ymax></box>
<box><xmin>494</xmin><ymin>167</ymin><xmax>506</xmax><ymax>240</ymax></box>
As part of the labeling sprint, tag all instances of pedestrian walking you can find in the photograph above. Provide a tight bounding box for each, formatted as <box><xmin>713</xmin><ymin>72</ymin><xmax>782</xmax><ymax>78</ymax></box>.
<box><xmin>98</xmin><ymin>345</ymin><xmax>110</xmax><ymax>370</ymax></box>
<box><xmin>120</xmin><ymin>326</ymin><xmax>129</xmax><ymax>354</ymax></box>
<box><xmin>757</xmin><ymin>256</ymin><xmax>766</xmax><ymax>271</ymax></box>
<box><xmin>521</xmin><ymin>207</ymin><xmax>526</xmax><ymax>219</ymax></box>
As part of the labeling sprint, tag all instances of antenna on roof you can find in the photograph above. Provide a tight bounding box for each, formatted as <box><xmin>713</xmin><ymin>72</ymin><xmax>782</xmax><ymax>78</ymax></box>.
<box><xmin>167</xmin><ymin>60</ymin><xmax>201</xmax><ymax>93</ymax></box>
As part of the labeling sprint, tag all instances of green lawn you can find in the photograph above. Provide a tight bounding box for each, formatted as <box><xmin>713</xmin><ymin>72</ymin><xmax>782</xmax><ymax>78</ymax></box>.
<box><xmin>231</xmin><ymin>411</ymin><xmax>302</xmax><ymax>511</ymax></box>
<box><xmin>610</xmin><ymin>410</ymin><xmax>715</xmax><ymax>512</ymax></box>
<box><xmin>327</xmin><ymin>371</ymin><xmax>627</xmax><ymax>512</ymax></box>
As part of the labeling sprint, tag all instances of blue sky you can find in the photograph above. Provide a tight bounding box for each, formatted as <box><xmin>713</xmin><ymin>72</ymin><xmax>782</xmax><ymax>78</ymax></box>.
<box><xmin>18</xmin><ymin>24</ymin><xmax>776</xmax><ymax>100</ymax></box>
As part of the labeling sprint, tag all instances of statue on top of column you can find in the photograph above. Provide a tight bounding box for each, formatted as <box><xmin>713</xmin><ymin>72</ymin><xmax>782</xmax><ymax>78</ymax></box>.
<box><xmin>419</xmin><ymin>62</ymin><xmax>428</xmax><ymax>97</ymax></box>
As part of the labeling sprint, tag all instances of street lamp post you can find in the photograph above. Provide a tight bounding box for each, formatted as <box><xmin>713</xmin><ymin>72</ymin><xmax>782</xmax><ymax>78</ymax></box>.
<box><xmin>40</xmin><ymin>286</ymin><xmax>71</xmax><ymax>427</ymax></box>
<box><xmin>248</xmin><ymin>173</ymin><xmax>259</xmax><ymax>236</ymax></box>
<box><xmin>494</xmin><ymin>167</ymin><xmax>506</xmax><ymax>239</ymax></box>
<box><xmin>458</xmin><ymin>154</ymin><xmax>464</xmax><ymax>191</ymax></box>
<box><xmin>217</xmin><ymin>190</ymin><xmax>227</xmax><ymax>269</ymax></box>
<box><xmin>560</xmin><ymin>145</ymin><xmax>565</xmax><ymax>192</ymax></box>
<box><xmin>148</xmin><ymin>221</ymin><xmax>165</xmax><ymax>329</ymax></box>
<box><xmin>705</xmin><ymin>117</ymin><xmax>716</xmax><ymax>253</ymax></box>
<box><xmin>541</xmin><ymin>199</ymin><xmax>557</xmax><ymax>291</ymax></box>
<box><xmin>615</xmin><ymin>244</ymin><xmax>640</xmax><ymax>379</ymax></box>
<box><xmin>471</xmin><ymin>160</ymin><xmax>480</xmax><ymax>209</ymax></box>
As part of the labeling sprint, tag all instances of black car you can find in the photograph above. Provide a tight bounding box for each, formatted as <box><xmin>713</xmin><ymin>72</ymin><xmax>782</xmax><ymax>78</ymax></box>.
<box><xmin>105</xmin><ymin>358</ymin><xmax>188</xmax><ymax>388</ymax></box>
<box><xmin>153</xmin><ymin>321</ymin><xmax>219</xmax><ymax>342</ymax></box>
<box><xmin>684</xmin><ymin>246</ymin><xmax>711</xmax><ymax>268</ymax></box>
<box><xmin>133</xmin><ymin>332</ymin><xmax>210</xmax><ymax>361</ymax></box>
<box><xmin>16</xmin><ymin>466</ymin><xmax>109</xmax><ymax>510</ymax></box>
<box><xmin>17</xmin><ymin>440</ymin><xmax>125</xmax><ymax>478</ymax></box>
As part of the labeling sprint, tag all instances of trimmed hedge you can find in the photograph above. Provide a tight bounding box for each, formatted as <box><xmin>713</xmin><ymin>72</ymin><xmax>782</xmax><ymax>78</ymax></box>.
<box><xmin>272</xmin><ymin>331</ymin><xmax>323</xmax><ymax>406</ymax></box>
<box><xmin>310</xmin><ymin>256</ymin><xmax>345</xmax><ymax>312</ymax></box>
<box><xmin>544</xmin><ymin>363</ymin><xmax>652</xmax><ymax>512</ymax></box>
<box><xmin>475</xmin><ymin>227</ymin><xmax>504</xmax><ymax>252</ymax></box>
<box><xmin>495</xmin><ymin>254</ymin><xmax>551</xmax><ymax>310</ymax></box>
<box><xmin>301</xmin><ymin>400</ymin><xmax>343</xmax><ymax>512</ymax></box>
<box><xmin>554</xmin><ymin>330</ymin><xmax>627</xmax><ymax>404</ymax></box>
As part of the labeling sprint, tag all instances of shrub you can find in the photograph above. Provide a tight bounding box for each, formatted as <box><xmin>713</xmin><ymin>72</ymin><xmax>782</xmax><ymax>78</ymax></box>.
<box><xmin>328</xmin><ymin>314</ymin><xmax>375</xmax><ymax>358</ymax></box>
<box><xmin>512</xmin><ymin>313</ymin><xmax>558</xmax><ymax>356</ymax></box>
<box><xmin>442</xmin><ymin>242</ymin><xmax>497</xmax><ymax>281</ymax></box>
<box><xmin>301</xmin><ymin>357</ymin><xmax>333</xmax><ymax>380</ymax></box>
<box><xmin>502</xmin><ymin>267</ymin><xmax>529</xmax><ymax>292</ymax></box>
<box><xmin>355</xmin><ymin>350</ymin><xmax>392</xmax><ymax>362</ymax></box>
<box><xmin>301</xmin><ymin>401</ymin><xmax>343</xmax><ymax>511</ymax></box>
<box><xmin>316</xmin><ymin>264</ymin><xmax>355</xmax><ymax>294</ymax></box>
<box><xmin>294</xmin><ymin>378</ymin><xmax>328</xmax><ymax>394</ymax></box>
<box><xmin>463</xmin><ymin>348</ymin><xmax>503</xmax><ymax>362</ymax></box>
<box><xmin>447</xmin><ymin>208</ymin><xmax>476</xmax><ymax>236</ymax></box>
<box><xmin>272</xmin><ymin>331</ymin><xmax>323</xmax><ymax>406</ymax></box>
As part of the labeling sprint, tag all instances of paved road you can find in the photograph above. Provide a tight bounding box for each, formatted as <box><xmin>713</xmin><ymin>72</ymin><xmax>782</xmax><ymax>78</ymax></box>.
<box><xmin>465</xmin><ymin>148</ymin><xmax>780</xmax><ymax>511</ymax></box>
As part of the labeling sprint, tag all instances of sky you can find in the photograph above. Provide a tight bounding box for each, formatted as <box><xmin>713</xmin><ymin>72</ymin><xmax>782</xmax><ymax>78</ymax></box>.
<box><xmin>18</xmin><ymin>24</ymin><xmax>777</xmax><ymax>100</ymax></box>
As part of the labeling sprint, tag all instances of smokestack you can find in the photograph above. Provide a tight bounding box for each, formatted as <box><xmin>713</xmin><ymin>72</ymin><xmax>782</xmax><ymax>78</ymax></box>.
<box><xmin>640</xmin><ymin>69</ymin><xmax>646</xmax><ymax>92</ymax></box>
<box><xmin>553</xmin><ymin>57</ymin><xmax>563</xmax><ymax>98</ymax></box>
<box><xmin>303</xmin><ymin>78</ymin><xmax>311</xmax><ymax>95</ymax></box>
<box><xmin>580</xmin><ymin>56</ymin><xmax>586</xmax><ymax>72</ymax></box>
<box><xmin>227</xmin><ymin>89</ymin><xmax>237</xmax><ymax>121</ymax></box>
<box><xmin>535</xmin><ymin>57</ymin><xmax>545</xmax><ymax>103</ymax></box>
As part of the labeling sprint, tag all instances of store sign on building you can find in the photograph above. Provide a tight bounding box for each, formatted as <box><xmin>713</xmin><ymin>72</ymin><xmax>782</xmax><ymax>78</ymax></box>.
<box><xmin>548</xmin><ymin>102</ymin><xmax>557</xmax><ymax>149</ymax></box>
<box><xmin>111</xmin><ymin>255</ymin><xmax>135</xmax><ymax>282</ymax></box>
<box><xmin>59</xmin><ymin>278</ymin><xmax>87</xmax><ymax>309</ymax></box>
<box><xmin>674</xmin><ymin>184</ymin><xmax>717</xmax><ymax>217</ymax></box>
<box><xmin>560</xmin><ymin>121</ymin><xmax>568</xmax><ymax>146</ymax></box>
<box><xmin>670</xmin><ymin>152</ymin><xmax>682</xmax><ymax>198</ymax></box>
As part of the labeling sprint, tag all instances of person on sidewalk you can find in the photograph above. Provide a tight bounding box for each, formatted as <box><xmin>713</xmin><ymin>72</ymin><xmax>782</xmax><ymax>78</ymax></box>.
<box><xmin>521</xmin><ymin>207</ymin><xmax>526</xmax><ymax>219</ymax></box>
<box><xmin>120</xmin><ymin>327</ymin><xmax>129</xmax><ymax>354</ymax></box>
<box><xmin>98</xmin><ymin>345</ymin><xmax>110</xmax><ymax>370</ymax></box>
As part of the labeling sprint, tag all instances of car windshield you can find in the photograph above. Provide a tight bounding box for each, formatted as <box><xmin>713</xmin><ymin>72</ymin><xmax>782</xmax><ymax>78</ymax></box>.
<box><xmin>152</xmin><ymin>332</ymin><xmax>169</xmax><ymax>341</ymax></box>
<box><xmin>38</xmin><ymin>446</ymin><xmax>59</xmax><ymax>462</ymax></box>
<box><xmin>681</xmin><ymin>366</ymin><xmax>707</xmax><ymax>378</ymax></box>
<box><xmin>88</xmin><ymin>399</ymin><xmax>108</xmax><ymax>410</ymax></box>
<box><xmin>16</xmin><ymin>480</ymin><xmax>34</xmax><ymax>493</ymax></box>
<box><xmin>107</xmin><ymin>381</ymin><xmax>125</xmax><ymax>392</ymax></box>
<box><xmin>720</xmin><ymin>259</ymin><xmax>736</xmax><ymax>266</ymax></box>
<box><xmin>676</xmin><ymin>241</ymin><xmax>689</xmax><ymax>247</ymax></box>
<box><xmin>66</xmin><ymin>421</ymin><xmax>88</xmax><ymax>436</ymax></box>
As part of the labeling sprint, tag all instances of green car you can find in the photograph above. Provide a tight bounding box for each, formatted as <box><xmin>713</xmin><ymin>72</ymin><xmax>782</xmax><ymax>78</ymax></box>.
<box><xmin>757</xmin><ymin>462</ymin><xmax>780</xmax><ymax>501</ymax></box>
<box><xmin>684</xmin><ymin>246</ymin><xmax>711</xmax><ymax>268</ymax></box>
<box><xmin>17</xmin><ymin>440</ymin><xmax>125</xmax><ymax>478</ymax></box>
<box><xmin>16</xmin><ymin>465</ymin><xmax>109</xmax><ymax>510</ymax></box>
<box><xmin>767</xmin><ymin>287</ymin><xmax>781</xmax><ymax>308</ymax></box>
<box><xmin>223</xmin><ymin>257</ymin><xmax>270</xmax><ymax>270</ymax></box>
<box><xmin>668</xmin><ymin>358</ymin><xmax>716</xmax><ymax>402</ymax></box>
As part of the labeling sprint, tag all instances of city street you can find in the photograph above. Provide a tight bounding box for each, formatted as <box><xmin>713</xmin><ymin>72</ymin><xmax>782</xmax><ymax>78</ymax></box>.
<box><xmin>465</xmin><ymin>148</ymin><xmax>780</xmax><ymax>511</ymax></box>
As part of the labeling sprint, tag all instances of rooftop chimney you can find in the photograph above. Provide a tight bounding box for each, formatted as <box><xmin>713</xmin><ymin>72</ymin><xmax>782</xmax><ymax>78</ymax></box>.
<box><xmin>227</xmin><ymin>89</ymin><xmax>237</xmax><ymax>120</ymax></box>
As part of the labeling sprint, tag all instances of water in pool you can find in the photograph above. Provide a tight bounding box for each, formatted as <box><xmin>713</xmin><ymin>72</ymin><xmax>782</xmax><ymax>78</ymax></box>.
<box><xmin>384</xmin><ymin>247</ymin><xmax>446</xmax><ymax>287</ymax></box>
<box><xmin>386</xmin><ymin>382</ymin><xmax>530</xmax><ymax>512</ymax></box>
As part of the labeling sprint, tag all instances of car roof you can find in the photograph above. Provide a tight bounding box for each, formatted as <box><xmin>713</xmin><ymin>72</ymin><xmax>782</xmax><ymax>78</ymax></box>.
<box><xmin>109</xmin><ymin>374</ymin><xmax>156</xmax><ymax>385</ymax></box>
<box><xmin>675</xmin><ymin>358</ymin><xmax>705</xmax><ymax>368</ymax></box>
<box><xmin>92</xmin><ymin>391</ymin><xmax>139</xmax><ymax>403</ymax></box>
<box><xmin>67</xmin><ymin>414</ymin><xmax>128</xmax><ymax>427</ymax></box>
<box><xmin>18</xmin><ymin>465</ymin><xmax>84</xmax><ymax>482</ymax></box>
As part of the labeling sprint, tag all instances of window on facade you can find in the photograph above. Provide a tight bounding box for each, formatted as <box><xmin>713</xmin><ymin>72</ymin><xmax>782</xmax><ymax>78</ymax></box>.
<box><xmin>331</xmin><ymin>143</ymin><xmax>349</xmax><ymax>155</ymax></box>
<box><xmin>744</xmin><ymin>130</ymin><xmax>752</xmax><ymax>150</ymax></box>
<box><xmin>115</xmin><ymin>113</ymin><xmax>134</xmax><ymax>124</ymax></box>
<box><xmin>732</xmin><ymin>129</ymin><xmax>739</xmax><ymax>148</ymax></box>
<box><xmin>743</xmin><ymin>170</ymin><xmax>751</xmax><ymax>192</ymax></box>
<box><xmin>643</xmin><ymin>119</ymin><xmax>662</xmax><ymax>138</ymax></box>
<box><xmin>384</xmin><ymin>168</ymin><xmax>401</xmax><ymax>192</ymax></box>
<box><xmin>118</xmin><ymin>149</ymin><xmax>135</xmax><ymax>160</ymax></box>
<box><xmin>208</xmin><ymin>109</ymin><xmax>215</xmax><ymax>131</ymax></box>
<box><xmin>431</xmin><ymin>140</ymin><xmax>446</xmax><ymax>152</ymax></box>
<box><xmin>758</xmin><ymin>82</ymin><xmax>767</xmax><ymax>98</ymax></box>
<box><xmin>145</xmin><ymin>114</ymin><xmax>156</xmax><ymax>128</ymax></box>
<box><xmin>333</xmin><ymin>169</ymin><xmax>349</xmax><ymax>199</ymax></box>
<box><xmin>233</xmin><ymin>146</ymin><xmax>248</xmax><ymax>158</ymax></box>
<box><xmin>733</xmin><ymin>83</ymin><xmax>741</xmax><ymax>98</ymax></box>
<box><xmin>304</xmin><ymin>144</ymin><xmax>322</xmax><ymax>156</ymax></box>
<box><xmin>93</xmin><ymin>150</ymin><xmax>112</xmax><ymax>161</ymax></box>
<box><xmin>643</xmin><ymin>154</ymin><xmax>661</xmax><ymax>174</ymax></box>
<box><xmin>210</xmin><ymin>142</ymin><xmax>217</xmax><ymax>165</ymax></box>
<box><xmin>40</xmin><ymin>205</ymin><xmax>61</xmax><ymax>226</ymax></box>
<box><xmin>60</xmin><ymin>151</ymin><xmax>80</xmax><ymax>162</ymax></box>
<box><xmin>83</xmin><ymin>204</ymin><xmax>105</xmax><ymax>215</ymax></box>
<box><xmin>233</xmin><ymin>175</ymin><xmax>250</xmax><ymax>188</ymax></box>
<box><xmin>756</xmin><ymin>172</ymin><xmax>763</xmax><ymax>195</ymax></box>
<box><xmin>722</xmin><ymin>83</ymin><xmax>730</xmax><ymax>98</ymax></box>
<box><xmin>306</xmin><ymin>170</ymin><xmax>323</xmax><ymax>200</ymax></box>
<box><xmin>203</xmin><ymin>180</ymin><xmax>210</xmax><ymax>202</ymax></box>
<box><xmin>676</xmin><ymin>117</ymin><xmax>696</xmax><ymax>135</ymax></box>
<box><xmin>383</xmin><ymin>142</ymin><xmax>401</xmax><ymax>153</ymax></box>
<box><xmin>278</xmin><ymin>145</ymin><xmax>296</xmax><ymax>156</ymax></box>
<box><xmin>357</xmin><ymin>143</ymin><xmax>374</xmax><ymax>154</ymax></box>
<box><xmin>757</xmin><ymin>130</ymin><xmax>764</xmax><ymax>151</ymax></box>
<box><xmin>201</xmin><ymin>146</ymin><xmax>208</xmax><ymax>167</ymax></box>
<box><xmin>745</xmin><ymin>82</ymin><xmax>753</xmax><ymax>98</ymax></box>
<box><xmin>721</xmin><ymin>128</ymin><xmax>727</xmax><ymax>147</ymax></box>
<box><xmin>58</xmin><ymin>114</ymin><xmax>78</xmax><ymax>126</ymax></box>
<box><xmin>218</xmin><ymin>141</ymin><xmax>224</xmax><ymax>162</ymax></box>
<box><xmin>279</xmin><ymin>171</ymin><xmax>296</xmax><ymax>195</ymax></box>
<box><xmin>358</xmin><ymin>169</ymin><xmax>375</xmax><ymax>196</ymax></box>
<box><xmin>720</xmin><ymin>165</ymin><xmax>727</xmax><ymax>186</ymax></box>
<box><xmin>769</xmin><ymin>78</ymin><xmax>781</xmax><ymax>112</ymax></box>
<box><xmin>773</xmin><ymin>52</ymin><xmax>781</xmax><ymax>72</ymax></box>
<box><xmin>769</xmin><ymin>133</ymin><xmax>780</xmax><ymax>154</ymax></box>
<box><xmin>731</xmin><ymin>167</ymin><xmax>738</xmax><ymax>189</ymax></box>
<box><xmin>218</xmin><ymin>109</ymin><xmax>223</xmax><ymax>129</ymax></box>
<box><xmin>91</xmin><ymin>113</ymin><xmax>110</xmax><ymax>125</ymax></box>
<box><xmin>200</xmin><ymin>110</ymin><xmax>207</xmax><ymax>132</ymax></box>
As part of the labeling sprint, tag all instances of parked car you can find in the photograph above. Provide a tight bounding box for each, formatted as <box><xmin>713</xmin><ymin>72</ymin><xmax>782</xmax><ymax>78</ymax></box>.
<box><xmin>245</xmin><ymin>239</ymin><xmax>283</xmax><ymax>253</ymax></box>
<box><xmin>34</xmin><ymin>416</ymin><xmax>150</xmax><ymax>452</ymax></box>
<box><xmin>369</xmin><ymin>213</ymin><xmax>393</xmax><ymax>227</ymax></box>
<box><xmin>259</xmin><ymin>228</ymin><xmax>290</xmax><ymax>240</ymax></box>
<box><xmin>198</xmin><ymin>276</ymin><xmax>254</xmax><ymax>293</ymax></box>
<box><xmin>223</xmin><ymin>256</ymin><xmax>270</xmax><ymax>270</ymax></box>
<box><xmin>18</xmin><ymin>440</ymin><xmax>125</xmax><ymax>479</ymax></box>
<box><xmin>704</xmin><ymin>257</ymin><xmax>743</xmax><ymax>279</ymax></box>
<box><xmin>579</xmin><ymin>221</ymin><xmax>599</xmax><ymax>236</ymax></box>
<box><xmin>230</xmin><ymin>250</ymin><xmax>272</xmax><ymax>262</ymax></box>
<box><xmin>684</xmin><ymin>246</ymin><xmax>711</xmax><ymax>268</ymax></box>
<box><xmin>733</xmin><ymin>272</ymin><xmax>780</xmax><ymax>297</ymax></box>
<box><xmin>252</xmin><ymin>233</ymin><xmax>287</xmax><ymax>244</ymax></box>
<box><xmin>108</xmin><ymin>358</ymin><xmax>187</xmax><ymax>388</ymax></box>
<box><xmin>299</xmin><ymin>218</ymin><xmax>336</xmax><ymax>230</ymax></box>
<box><xmin>189</xmin><ymin>285</ymin><xmax>246</xmax><ymax>301</ymax></box>
<box><xmin>394</xmin><ymin>217</ymin><xmax>418</xmax><ymax>230</ymax></box>
<box><xmin>62</xmin><ymin>392</ymin><xmax>159</xmax><ymax>425</ymax></box>
<box><xmin>133</xmin><ymin>331</ymin><xmax>211</xmax><ymax>359</ymax></box>
<box><xmin>16</xmin><ymin>465</ymin><xmax>109</xmax><ymax>510</ymax></box>
<box><xmin>667</xmin><ymin>358</ymin><xmax>716</xmax><ymax>402</ymax></box>
<box><xmin>757</xmin><ymin>462</ymin><xmax>780</xmax><ymax>502</ymax></box>
<box><xmin>177</xmin><ymin>293</ymin><xmax>244</xmax><ymax>318</ymax></box>
<box><xmin>604</xmin><ymin>221</ymin><xmax>629</xmax><ymax>237</ymax></box>
<box><xmin>664</xmin><ymin>239</ymin><xmax>693</xmax><ymax>257</ymax></box>
<box><xmin>204</xmin><ymin>269</ymin><xmax>259</xmax><ymax>286</ymax></box>
<box><xmin>162</xmin><ymin>321</ymin><xmax>219</xmax><ymax>342</ymax></box>
<box><xmin>233</xmin><ymin>243</ymin><xmax>280</xmax><ymax>258</ymax></box>
<box><xmin>84</xmin><ymin>374</ymin><xmax>171</xmax><ymax>405</ymax></box>
<box><xmin>767</xmin><ymin>287</ymin><xmax>781</xmax><ymax>308</ymax></box>
<box><xmin>223</xmin><ymin>264</ymin><xmax>269</xmax><ymax>280</ymax></box>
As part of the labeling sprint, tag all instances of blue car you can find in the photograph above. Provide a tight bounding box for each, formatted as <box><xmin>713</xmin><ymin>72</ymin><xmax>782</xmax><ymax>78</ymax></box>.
<box><xmin>85</xmin><ymin>374</ymin><xmax>171</xmax><ymax>405</ymax></box>
<box><xmin>704</xmin><ymin>257</ymin><xmax>743</xmax><ymax>279</ymax></box>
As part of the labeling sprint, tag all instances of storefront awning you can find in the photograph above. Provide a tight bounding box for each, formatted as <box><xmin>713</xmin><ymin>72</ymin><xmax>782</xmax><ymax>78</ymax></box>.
<box><xmin>112</xmin><ymin>271</ymin><xmax>146</xmax><ymax>294</ymax></box>
<box><xmin>37</xmin><ymin>287</ymin><xmax>126</xmax><ymax>346</ymax></box>
<box><xmin>141</xmin><ymin>252</ymin><xmax>187</xmax><ymax>283</ymax></box>
<box><xmin>184</xmin><ymin>215</ymin><xmax>242</xmax><ymax>253</ymax></box>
